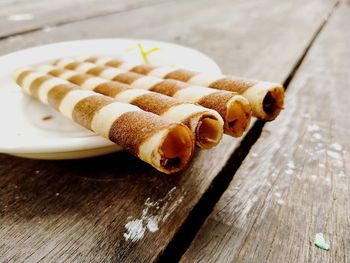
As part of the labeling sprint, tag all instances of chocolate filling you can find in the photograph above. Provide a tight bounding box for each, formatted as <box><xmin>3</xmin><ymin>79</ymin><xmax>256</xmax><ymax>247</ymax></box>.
<box><xmin>224</xmin><ymin>97</ymin><xmax>251</xmax><ymax>137</ymax></box>
<box><xmin>196</xmin><ymin>116</ymin><xmax>222</xmax><ymax>148</ymax></box>
<box><xmin>261</xmin><ymin>88</ymin><xmax>284</xmax><ymax>120</ymax></box>
<box><xmin>182</xmin><ymin>111</ymin><xmax>223</xmax><ymax>149</ymax></box>
<box><xmin>161</xmin><ymin>157</ymin><xmax>181</xmax><ymax>170</ymax></box>
<box><xmin>158</xmin><ymin>124</ymin><xmax>194</xmax><ymax>173</ymax></box>
<box><xmin>263</xmin><ymin>91</ymin><xmax>277</xmax><ymax>114</ymax></box>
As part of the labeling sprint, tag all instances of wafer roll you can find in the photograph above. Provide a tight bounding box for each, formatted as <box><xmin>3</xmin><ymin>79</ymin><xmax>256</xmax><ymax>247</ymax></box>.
<box><xmin>54</xmin><ymin>59</ymin><xmax>251</xmax><ymax>137</ymax></box>
<box><xmin>86</xmin><ymin>57</ymin><xmax>284</xmax><ymax>120</ymax></box>
<box><xmin>39</xmin><ymin>65</ymin><xmax>224</xmax><ymax>149</ymax></box>
<box><xmin>14</xmin><ymin>69</ymin><xmax>194</xmax><ymax>174</ymax></box>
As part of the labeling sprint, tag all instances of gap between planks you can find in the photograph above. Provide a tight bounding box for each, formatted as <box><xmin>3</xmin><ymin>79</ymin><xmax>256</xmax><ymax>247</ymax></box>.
<box><xmin>0</xmin><ymin>0</ymin><xmax>177</xmax><ymax>41</ymax></box>
<box><xmin>157</xmin><ymin>3</ymin><xmax>338</xmax><ymax>262</ymax></box>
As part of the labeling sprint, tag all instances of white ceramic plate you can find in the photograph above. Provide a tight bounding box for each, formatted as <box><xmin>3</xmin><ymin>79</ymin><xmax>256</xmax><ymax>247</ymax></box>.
<box><xmin>0</xmin><ymin>39</ymin><xmax>221</xmax><ymax>159</ymax></box>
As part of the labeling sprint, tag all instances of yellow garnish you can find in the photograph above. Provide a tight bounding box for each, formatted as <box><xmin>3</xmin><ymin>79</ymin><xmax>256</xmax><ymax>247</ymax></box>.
<box><xmin>137</xmin><ymin>42</ymin><xmax>159</xmax><ymax>64</ymax></box>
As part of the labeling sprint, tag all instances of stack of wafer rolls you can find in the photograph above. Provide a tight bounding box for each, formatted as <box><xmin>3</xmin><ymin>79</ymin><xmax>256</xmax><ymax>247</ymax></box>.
<box><xmin>53</xmin><ymin>58</ymin><xmax>252</xmax><ymax>137</ymax></box>
<box><xmin>85</xmin><ymin>57</ymin><xmax>284</xmax><ymax>120</ymax></box>
<box><xmin>14</xmin><ymin>69</ymin><xmax>195</xmax><ymax>174</ymax></box>
<box><xmin>37</xmin><ymin>65</ymin><xmax>224</xmax><ymax>149</ymax></box>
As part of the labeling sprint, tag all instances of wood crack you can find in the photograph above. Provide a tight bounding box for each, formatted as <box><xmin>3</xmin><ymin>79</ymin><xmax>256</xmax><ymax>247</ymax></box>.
<box><xmin>157</xmin><ymin>3</ymin><xmax>339</xmax><ymax>262</ymax></box>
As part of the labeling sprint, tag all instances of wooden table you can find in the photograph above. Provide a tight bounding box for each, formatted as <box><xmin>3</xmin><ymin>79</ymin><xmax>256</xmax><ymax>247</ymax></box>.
<box><xmin>0</xmin><ymin>0</ymin><xmax>349</xmax><ymax>262</ymax></box>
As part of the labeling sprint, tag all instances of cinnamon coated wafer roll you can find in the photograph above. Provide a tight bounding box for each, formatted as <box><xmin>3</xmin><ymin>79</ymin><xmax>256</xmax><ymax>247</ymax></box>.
<box><xmin>54</xmin><ymin>59</ymin><xmax>251</xmax><ymax>137</ymax></box>
<box><xmin>39</xmin><ymin>65</ymin><xmax>224</xmax><ymax>149</ymax></box>
<box><xmin>14</xmin><ymin>69</ymin><xmax>194</xmax><ymax>174</ymax></box>
<box><xmin>86</xmin><ymin>57</ymin><xmax>284</xmax><ymax>121</ymax></box>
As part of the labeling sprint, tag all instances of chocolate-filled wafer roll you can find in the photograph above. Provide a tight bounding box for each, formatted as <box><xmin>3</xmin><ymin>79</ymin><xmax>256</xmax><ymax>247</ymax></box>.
<box><xmin>86</xmin><ymin>57</ymin><xmax>284</xmax><ymax>121</ymax></box>
<box><xmin>39</xmin><ymin>65</ymin><xmax>224</xmax><ymax>149</ymax></box>
<box><xmin>14</xmin><ymin>69</ymin><xmax>194</xmax><ymax>174</ymax></box>
<box><xmin>54</xmin><ymin>59</ymin><xmax>251</xmax><ymax>137</ymax></box>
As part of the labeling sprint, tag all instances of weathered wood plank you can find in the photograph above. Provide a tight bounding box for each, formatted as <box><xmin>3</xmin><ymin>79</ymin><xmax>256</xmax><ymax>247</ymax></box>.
<box><xmin>181</xmin><ymin>3</ymin><xmax>350</xmax><ymax>263</ymax></box>
<box><xmin>0</xmin><ymin>0</ymin><xmax>165</xmax><ymax>38</ymax></box>
<box><xmin>0</xmin><ymin>0</ymin><xmax>333</xmax><ymax>83</ymax></box>
<box><xmin>0</xmin><ymin>0</ymin><xmax>334</xmax><ymax>262</ymax></box>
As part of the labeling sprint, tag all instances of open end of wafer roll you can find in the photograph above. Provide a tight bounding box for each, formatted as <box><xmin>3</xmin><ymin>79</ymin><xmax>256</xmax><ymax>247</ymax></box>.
<box><xmin>155</xmin><ymin>124</ymin><xmax>194</xmax><ymax>173</ymax></box>
<box><xmin>197</xmin><ymin>92</ymin><xmax>251</xmax><ymax>137</ymax></box>
<box><xmin>225</xmin><ymin>96</ymin><xmax>252</xmax><ymax>137</ymax></box>
<box><xmin>242</xmin><ymin>82</ymin><xmax>284</xmax><ymax>121</ymax></box>
<box><xmin>195</xmin><ymin>115</ymin><xmax>223</xmax><ymax>149</ymax></box>
<box><xmin>262</xmin><ymin>87</ymin><xmax>284</xmax><ymax>120</ymax></box>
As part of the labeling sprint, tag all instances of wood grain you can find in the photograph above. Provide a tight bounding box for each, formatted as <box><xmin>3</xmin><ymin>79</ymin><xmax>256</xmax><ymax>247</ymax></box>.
<box><xmin>0</xmin><ymin>0</ymin><xmax>166</xmax><ymax>38</ymax></box>
<box><xmin>0</xmin><ymin>0</ymin><xmax>335</xmax><ymax>262</ymax></box>
<box><xmin>0</xmin><ymin>0</ymin><xmax>333</xmax><ymax>83</ymax></box>
<box><xmin>181</xmin><ymin>3</ymin><xmax>350</xmax><ymax>263</ymax></box>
